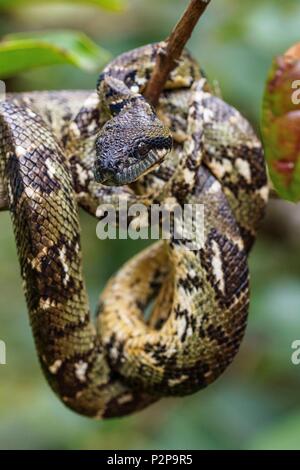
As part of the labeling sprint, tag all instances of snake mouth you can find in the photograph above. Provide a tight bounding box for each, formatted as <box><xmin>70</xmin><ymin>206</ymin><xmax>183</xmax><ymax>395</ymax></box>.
<box><xmin>97</xmin><ymin>148</ymin><xmax>170</xmax><ymax>186</ymax></box>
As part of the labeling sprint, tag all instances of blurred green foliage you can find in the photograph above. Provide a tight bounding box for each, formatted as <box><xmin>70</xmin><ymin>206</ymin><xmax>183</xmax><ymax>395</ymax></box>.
<box><xmin>0</xmin><ymin>30</ymin><xmax>110</xmax><ymax>77</ymax></box>
<box><xmin>0</xmin><ymin>0</ymin><xmax>124</xmax><ymax>77</ymax></box>
<box><xmin>1</xmin><ymin>0</ymin><xmax>300</xmax><ymax>450</ymax></box>
<box><xmin>0</xmin><ymin>0</ymin><xmax>125</xmax><ymax>13</ymax></box>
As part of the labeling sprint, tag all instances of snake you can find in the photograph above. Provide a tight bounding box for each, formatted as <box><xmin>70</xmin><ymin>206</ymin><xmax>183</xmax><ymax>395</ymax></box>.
<box><xmin>0</xmin><ymin>43</ymin><xmax>268</xmax><ymax>419</ymax></box>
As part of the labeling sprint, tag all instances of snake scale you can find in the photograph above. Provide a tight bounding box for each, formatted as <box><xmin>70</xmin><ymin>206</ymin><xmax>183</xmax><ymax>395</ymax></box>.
<box><xmin>0</xmin><ymin>43</ymin><xmax>268</xmax><ymax>419</ymax></box>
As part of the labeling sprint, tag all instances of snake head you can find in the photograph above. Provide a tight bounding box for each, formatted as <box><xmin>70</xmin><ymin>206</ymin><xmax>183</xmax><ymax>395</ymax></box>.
<box><xmin>94</xmin><ymin>98</ymin><xmax>172</xmax><ymax>186</ymax></box>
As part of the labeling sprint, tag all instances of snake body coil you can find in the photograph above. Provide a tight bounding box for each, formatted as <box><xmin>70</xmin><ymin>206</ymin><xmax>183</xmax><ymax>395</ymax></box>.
<box><xmin>0</xmin><ymin>44</ymin><xmax>268</xmax><ymax>418</ymax></box>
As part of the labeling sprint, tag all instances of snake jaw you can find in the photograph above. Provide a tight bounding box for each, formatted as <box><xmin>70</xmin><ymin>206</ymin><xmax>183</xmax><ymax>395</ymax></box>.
<box><xmin>95</xmin><ymin>146</ymin><xmax>171</xmax><ymax>186</ymax></box>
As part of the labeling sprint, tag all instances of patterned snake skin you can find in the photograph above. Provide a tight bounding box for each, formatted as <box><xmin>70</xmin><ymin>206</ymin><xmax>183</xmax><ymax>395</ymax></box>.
<box><xmin>0</xmin><ymin>44</ymin><xmax>268</xmax><ymax>419</ymax></box>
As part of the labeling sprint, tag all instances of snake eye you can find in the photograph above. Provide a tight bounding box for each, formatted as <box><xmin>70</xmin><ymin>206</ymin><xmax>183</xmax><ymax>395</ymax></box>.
<box><xmin>137</xmin><ymin>142</ymin><xmax>149</xmax><ymax>157</ymax></box>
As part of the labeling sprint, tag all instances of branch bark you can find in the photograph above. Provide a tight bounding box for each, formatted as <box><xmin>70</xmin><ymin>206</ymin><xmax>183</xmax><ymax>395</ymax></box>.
<box><xmin>144</xmin><ymin>0</ymin><xmax>212</xmax><ymax>106</ymax></box>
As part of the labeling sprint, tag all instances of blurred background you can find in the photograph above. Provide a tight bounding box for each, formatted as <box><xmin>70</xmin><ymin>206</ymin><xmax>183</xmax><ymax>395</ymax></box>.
<box><xmin>1</xmin><ymin>0</ymin><xmax>300</xmax><ymax>450</ymax></box>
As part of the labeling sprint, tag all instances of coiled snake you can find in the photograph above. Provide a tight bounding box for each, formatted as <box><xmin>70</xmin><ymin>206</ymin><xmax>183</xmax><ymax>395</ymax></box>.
<box><xmin>0</xmin><ymin>44</ymin><xmax>268</xmax><ymax>419</ymax></box>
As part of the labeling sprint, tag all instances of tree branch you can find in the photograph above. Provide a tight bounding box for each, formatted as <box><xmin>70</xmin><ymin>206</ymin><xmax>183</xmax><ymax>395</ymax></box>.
<box><xmin>144</xmin><ymin>0</ymin><xmax>212</xmax><ymax>106</ymax></box>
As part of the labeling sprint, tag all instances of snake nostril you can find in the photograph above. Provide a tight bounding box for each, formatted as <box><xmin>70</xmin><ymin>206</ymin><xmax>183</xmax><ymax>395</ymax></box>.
<box><xmin>94</xmin><ymin>164</ymin><xmax>115</xmax><ymax>184</ymax></box>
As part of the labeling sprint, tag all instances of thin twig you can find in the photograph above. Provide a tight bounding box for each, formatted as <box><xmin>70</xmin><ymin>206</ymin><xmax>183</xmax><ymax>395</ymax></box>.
<box><xmin>144</xmin><ymin>0</ymin><xmax>212</xmax><ymax>106</ymax></box>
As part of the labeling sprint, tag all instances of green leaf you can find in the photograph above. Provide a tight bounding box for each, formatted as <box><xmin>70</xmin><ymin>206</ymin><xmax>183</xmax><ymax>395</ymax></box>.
<box><xmin>0</xmin><ymin>0</ymin><xmax>125</xmax><ymax>12</ymax></box>
<box><xmin>261</xmin><ymin>43</ymin><xmax>300</xmax><ymax>202</ymax></box>
<box><xmin>0</xmin><ymin>31</ymin><xmax>111</xmax><ymax>78</ymax></box>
